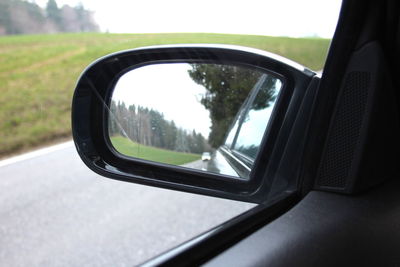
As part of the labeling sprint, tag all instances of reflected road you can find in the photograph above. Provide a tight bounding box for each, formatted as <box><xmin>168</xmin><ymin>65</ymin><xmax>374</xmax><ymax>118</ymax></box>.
<box><xmin>181</xmin><ymin>159</ymin><xmax>209</xmax><ymax>171</ymax></box>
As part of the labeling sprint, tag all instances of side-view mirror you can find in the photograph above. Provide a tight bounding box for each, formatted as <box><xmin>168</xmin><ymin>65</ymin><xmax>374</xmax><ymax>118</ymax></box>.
<box><xmin>72</xmin><ymin>45</ymin><xmax>316</xmax><ymax>203</ymax></box>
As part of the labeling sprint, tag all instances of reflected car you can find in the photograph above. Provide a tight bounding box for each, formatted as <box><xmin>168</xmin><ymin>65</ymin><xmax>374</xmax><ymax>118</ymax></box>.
<box><xmin>201</xmin><ymin>152</ymin><xmax>211</xmax><ymax>161</ymax></box>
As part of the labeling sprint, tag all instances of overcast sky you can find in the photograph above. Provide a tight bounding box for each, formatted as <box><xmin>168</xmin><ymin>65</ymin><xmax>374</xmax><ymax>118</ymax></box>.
<box><xmin>35</xmin><ymin>0</ymin><xmax>342</xmax><ymax>38</ymax></box>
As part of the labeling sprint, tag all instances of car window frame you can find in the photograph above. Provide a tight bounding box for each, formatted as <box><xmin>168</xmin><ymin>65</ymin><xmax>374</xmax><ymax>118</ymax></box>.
<box><xmin>220</xmin><ymin>73</ymin><xmax>285</xmax><ymax>177</ymax></box>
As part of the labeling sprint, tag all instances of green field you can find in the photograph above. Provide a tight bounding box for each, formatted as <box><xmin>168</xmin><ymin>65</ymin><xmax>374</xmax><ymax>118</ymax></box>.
<box><xmin>110</xmin><ymin>136</ymin><xmax>200</xmax><ymax>165</ymax></box>
<box><xmin>0</xmin><ymin>33</ymin><xmax>330</xmax><ymax>157</ymax></box>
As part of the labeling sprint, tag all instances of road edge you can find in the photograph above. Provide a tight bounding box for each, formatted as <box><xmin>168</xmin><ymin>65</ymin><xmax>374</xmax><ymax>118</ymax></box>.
<box><xmin>0</xmin><ymin>140</ymin><xmax>74</xmax><ymax>168</ymax></box>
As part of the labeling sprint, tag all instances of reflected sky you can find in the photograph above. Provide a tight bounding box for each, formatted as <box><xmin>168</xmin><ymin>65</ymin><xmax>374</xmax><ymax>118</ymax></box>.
<box><xmin>112</xmin><ymin>63</ymin><xmax>212</xmax><ymax>137</ymax></box>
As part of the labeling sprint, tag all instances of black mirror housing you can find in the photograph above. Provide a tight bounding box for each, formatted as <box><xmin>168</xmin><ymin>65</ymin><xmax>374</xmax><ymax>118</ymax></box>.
<box><xmin>71</xmin><ymin>45</ymin><xmax>315</xmax><ymax>203</ymax></box>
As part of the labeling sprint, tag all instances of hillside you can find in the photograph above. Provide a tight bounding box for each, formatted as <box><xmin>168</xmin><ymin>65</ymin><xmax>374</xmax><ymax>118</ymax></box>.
<box><xmin>0</xmin><ymin>33</ymin><xmax>331</xmax><ymax>157</ymax></box>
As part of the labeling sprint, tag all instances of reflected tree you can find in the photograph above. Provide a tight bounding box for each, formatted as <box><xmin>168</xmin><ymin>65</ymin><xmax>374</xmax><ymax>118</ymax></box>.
<box><xmin>188</xmin><ymin>64</ymin><xmax>267</xmax><ymax>147</ymax></box>
<box><xmin>109</xmin><ymin>100</ymin><xmax>209</xmax><ymax>154</ymax></box>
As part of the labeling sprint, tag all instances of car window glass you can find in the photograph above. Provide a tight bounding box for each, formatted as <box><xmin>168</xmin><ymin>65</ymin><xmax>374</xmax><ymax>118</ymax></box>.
<box><xmin>233</xmin><ymin>75</ymin><xmax>282</xmax><ymax>160</ymax></box>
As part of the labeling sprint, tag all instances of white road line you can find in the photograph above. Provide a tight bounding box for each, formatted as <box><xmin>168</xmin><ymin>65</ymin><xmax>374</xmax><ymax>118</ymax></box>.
<box><xmin>0</xmin><ymin>140</ymin><xmax>74</xmax><ymax>168</ymax></box>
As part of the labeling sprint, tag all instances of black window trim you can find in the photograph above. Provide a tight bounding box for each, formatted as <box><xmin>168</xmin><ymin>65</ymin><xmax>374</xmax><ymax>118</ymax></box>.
<box><xmin>221</xmin><ymin>73</ymin><xmax>285</xmax><ymax>176</ymax></box>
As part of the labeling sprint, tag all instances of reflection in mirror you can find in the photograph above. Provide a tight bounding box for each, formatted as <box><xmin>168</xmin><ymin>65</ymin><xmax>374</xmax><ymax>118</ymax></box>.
<box><xmin>232</xmin><ymin>75</ymin><xmax>282</xmax><ymax>159</ymax></box>
<box><xmin>108</xmin><ymin>63</ymin><xmax>282</xmax><ymax>179</ymax></box>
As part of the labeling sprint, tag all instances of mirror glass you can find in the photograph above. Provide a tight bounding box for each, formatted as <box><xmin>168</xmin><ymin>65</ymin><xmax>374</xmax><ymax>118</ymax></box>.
<box><xmin>108</xmin><ymin>63</ymin><xmax>282</xmax><ymax>179</ymax></box>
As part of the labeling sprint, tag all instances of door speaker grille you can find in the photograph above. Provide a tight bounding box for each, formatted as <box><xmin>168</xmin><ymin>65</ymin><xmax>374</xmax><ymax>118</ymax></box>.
<box><xmin>317</xmin><ymin>71</ymin><xmax>371</xmax><ymax>189</ymax></box>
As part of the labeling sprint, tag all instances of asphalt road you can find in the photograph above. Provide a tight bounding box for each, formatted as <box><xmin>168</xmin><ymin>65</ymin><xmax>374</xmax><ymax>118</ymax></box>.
<box><xmin>0</xmin><ymin>142</ymin><xmax>255</xmax><ymax>266</ymax></box>
<box><xmin>181</xmin><ymin>159</ymin><xmax>209</xmax><ymax>170</ymax></box>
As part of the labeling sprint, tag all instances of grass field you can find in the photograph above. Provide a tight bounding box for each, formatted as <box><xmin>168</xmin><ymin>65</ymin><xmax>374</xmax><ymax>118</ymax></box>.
<box><xmin>110</xmin><ymin>136</ymin><xmax>200</xmax><ymax>165</ymax></box>
<box><xmin>0</xmin><ymin>33</ymin><xmax>330</xmax><ymax>157</ymax></box>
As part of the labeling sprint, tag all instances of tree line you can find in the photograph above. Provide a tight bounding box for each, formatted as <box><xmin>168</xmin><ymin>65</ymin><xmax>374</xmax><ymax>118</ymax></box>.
<box><xmin>0</xmin><ymin>0</ymin><xmax>99</xmax><ymax>35</ymax></box>
<box><xmin>109</xmin><ymin>101</ymin><xmax>210</xmax><ymax>154</ymax></box>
